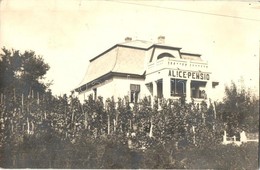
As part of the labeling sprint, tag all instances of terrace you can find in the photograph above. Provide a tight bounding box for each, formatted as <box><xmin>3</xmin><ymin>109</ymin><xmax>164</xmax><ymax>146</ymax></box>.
<box><xmin>147</xmin><ymin>57</ymin><xmax>209</xmax><ymax>75</ymax></box>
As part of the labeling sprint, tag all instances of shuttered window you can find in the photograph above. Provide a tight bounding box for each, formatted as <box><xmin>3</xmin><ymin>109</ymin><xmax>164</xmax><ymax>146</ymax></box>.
<box><xmin>130</xmin><ymin>84</ymin><xmax>140</xmax><ymax>103</ymax></box>
<box><xmin>130</xmin><ymin>84</ymin><xmax>140</xmax><ymax>92</ymax></box>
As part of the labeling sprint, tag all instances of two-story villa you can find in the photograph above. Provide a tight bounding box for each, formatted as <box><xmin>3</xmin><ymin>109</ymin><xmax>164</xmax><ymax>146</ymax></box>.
<box><xmin>73</xmin><ymin>36</ymin><xmax>219</xmax><ymax>104</ymax></box>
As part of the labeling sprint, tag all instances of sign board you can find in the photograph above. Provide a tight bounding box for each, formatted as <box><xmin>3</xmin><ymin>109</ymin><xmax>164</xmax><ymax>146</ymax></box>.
<box><xmin>168</xmin><ymin>70</ymin><xmax>210</xmax><ymax>81</ymax></box>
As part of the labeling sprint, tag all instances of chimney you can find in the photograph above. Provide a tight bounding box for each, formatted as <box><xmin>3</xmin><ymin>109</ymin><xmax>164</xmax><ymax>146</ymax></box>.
<box><xmin>158</xmin><ymin>36</ymin><xmax>165</xmax><ymax>44</ymax></box>
<box><xmin>125</xmin><ymin>37</ymin><xmax>132</xmax><ymax>42</ymax></box>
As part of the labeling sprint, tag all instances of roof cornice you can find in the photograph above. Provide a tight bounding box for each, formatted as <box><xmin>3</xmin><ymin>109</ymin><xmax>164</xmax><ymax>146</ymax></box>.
<box><xmin>89</xmin><ymin>45</ymin><xmax>117</xmax><ymax>62</ymax></box>
<box><xmin>181</xmin><ymin>52</ymin><xmax>201</xmax><ymax>57</ymax></box>
<box><xmin>75</xmin><ymin>71</ymin><xmax>145</xmax><ymax>92</ymax></box>
<box><xmin>89</xmin><ymin>42</ymin><xmax>184</xmax><ymax>62</ymax></box>
<box><xmin>153</xmin><ymin>44</ymin><xmax>182</xmax><ymax>50</ymax></box>
<box><xmin>89</xmin><ymin>43</ymin><xmax>153</xmax><ymax>62</ymax></box>
<box><xmin>117</xmin><ymin>44</ymin><xmax>153</xmax><ymax>50</ymax></box>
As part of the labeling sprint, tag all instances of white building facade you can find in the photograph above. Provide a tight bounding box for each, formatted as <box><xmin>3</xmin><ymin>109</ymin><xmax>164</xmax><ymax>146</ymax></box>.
<box><xmin>73</xmin><ymin>36</ymin><xmax>218</xmax><ymax>104</ymax></box>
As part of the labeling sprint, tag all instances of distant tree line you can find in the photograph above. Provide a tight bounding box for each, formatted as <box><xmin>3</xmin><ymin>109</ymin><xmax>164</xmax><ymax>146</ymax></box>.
<box><xmin>0</xmin><ymin>48</ymin><xmax>258</xmax><ymax>169</ymax></box>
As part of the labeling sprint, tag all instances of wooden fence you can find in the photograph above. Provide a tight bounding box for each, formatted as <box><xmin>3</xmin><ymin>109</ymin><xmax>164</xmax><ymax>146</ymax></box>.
<box><xmin>222</xmin><ymin>130</ymin><xmax>258</xmax><ymax>146</ymax></box>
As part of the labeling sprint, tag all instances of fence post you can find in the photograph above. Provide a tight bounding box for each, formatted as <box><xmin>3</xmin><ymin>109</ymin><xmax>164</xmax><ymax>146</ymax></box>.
<box><xmin>149</xmin><ymin>118</ymin><xmax>153</xmax><ymax>138</ymax></box>
<box><xmin>192</xmin><ymin>125</ymin><xmax>196</xmax><ymax>145</ymax></box>
<box><xmin>223</xmin><ymin>130</ymin><xmax>227</xmax><ymax>144</ymax></box>
<box><xmin>27</xmin><ymin>117</ymin><xmax>30</xmax><ymax>134</ymax></box>
<box><xmin>37</xmin><ymin>92</ymin><xmax>40</xmax><ymax>105</ymax></box>
<box><xmin>108</xmin><ymin>114</ymin><xmax>110</xmax><ymax>135</ymax></box>
<box><xmin>14</xmin><ymin>88</ymin><xmax>16</xmax><ymax>102</ymax></box>
<box><xmin>240</xmin><ymin>131</ymin><xmax>247</xmax><ymax>143</ymax></box>
<box><xmin>22</xmin><ymin>93</ymin><xmax>24</xmax><ymax>113</ymax></box>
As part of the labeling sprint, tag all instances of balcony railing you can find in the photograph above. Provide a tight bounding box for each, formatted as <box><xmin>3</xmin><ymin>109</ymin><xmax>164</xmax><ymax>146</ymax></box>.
<box><xmin>147</xmin><ymin>57</ymin><xmax>208</xmax><ymax>74</ymax></box>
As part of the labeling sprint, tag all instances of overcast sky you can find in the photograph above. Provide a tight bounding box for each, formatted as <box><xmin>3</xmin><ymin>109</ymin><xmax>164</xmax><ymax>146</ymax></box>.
<box><xmin>1</xmin><ymin>0</ymin><xmax>259</xmax><ymax>100</ymax></box>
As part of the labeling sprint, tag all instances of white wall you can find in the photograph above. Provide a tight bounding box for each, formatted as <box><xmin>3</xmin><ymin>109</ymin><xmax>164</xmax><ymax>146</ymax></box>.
<box><xmin>112</xmin><ymin>76</ymin><xmax>150</xmax><ymax>100</ymax></box>
<box><xmin>77</xmin><ymin>76</ymin><xmax>150</xmax><ymax>103</ymax></box>
<box><xmin>77</xmin><ymin>78</ymin><xmax>114</xmax><ymax>102</ymax></box>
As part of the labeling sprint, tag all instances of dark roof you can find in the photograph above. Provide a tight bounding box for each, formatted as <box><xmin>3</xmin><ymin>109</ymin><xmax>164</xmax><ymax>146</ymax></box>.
<box><xmin>77</xmin><ymin>43</ymin><xmax>148</xmax><ymax>87</ymax></box>
<box><xmin>76</xmin><ymin>39</ymin><xmax>205</xmax><ymax>89</ymax></box>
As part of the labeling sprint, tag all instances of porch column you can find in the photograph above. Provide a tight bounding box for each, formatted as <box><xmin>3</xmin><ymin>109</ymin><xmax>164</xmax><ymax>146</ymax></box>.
<box><xmin>163</xmin><ymin>77</ymin><xmax>171</xmax><ymax>99</ymax></box>
<box><xmin>152</xmin><ymin>81</ymin><xmax>157</xmax><ymax>97</ymax></box>
<box><xmin>186</xmin><ymin>79</ymin><xmax>191</xmax><ymax>103</ymax></box>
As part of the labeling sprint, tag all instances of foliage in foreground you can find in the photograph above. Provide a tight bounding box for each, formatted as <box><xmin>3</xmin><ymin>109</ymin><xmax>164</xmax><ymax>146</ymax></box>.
<box><xmin>0</xmin><ymin>133</ymin><xmax>258</xmax><ymax>169</ymax></box>
<box><xmin>0</xmin><ymin>91</ymin><xmax>258</xmax><ymax>169</ymax></box>
<box><xmin>0</xmin><ymin>47</ymin><xmax>258</xmax><ymax>169</ymax></box>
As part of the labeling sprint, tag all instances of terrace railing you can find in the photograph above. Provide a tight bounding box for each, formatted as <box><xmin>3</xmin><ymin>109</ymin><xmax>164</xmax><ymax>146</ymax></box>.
<box><xmin>147</xmin><ymin>57</ymin><xmax>209</xmax><ymax>74</ymax></box>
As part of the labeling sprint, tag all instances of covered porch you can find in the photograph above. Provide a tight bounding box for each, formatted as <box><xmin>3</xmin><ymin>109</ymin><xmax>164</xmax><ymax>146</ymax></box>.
<box><xmin>145</xmin><ymin>78</ymin><xmax>210</xmax><ymax>102</ymax></box>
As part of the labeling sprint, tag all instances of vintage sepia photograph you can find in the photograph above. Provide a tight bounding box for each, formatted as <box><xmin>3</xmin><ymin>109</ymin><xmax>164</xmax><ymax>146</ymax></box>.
<box><xmin>0</xmin><ymin>0</ymin><xmax>259</xmax><ymax>169</ymax></box>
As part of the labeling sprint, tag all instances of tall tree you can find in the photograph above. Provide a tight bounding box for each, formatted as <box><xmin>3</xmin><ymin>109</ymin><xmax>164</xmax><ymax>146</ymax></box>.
<box><xmin>217</xmin><ymin>81</ymin><xmax>259</xmax><ymax>134</ymax></box>
<box><xmin>0</xmin><ymin>47</ymin><xmax>50</xmax><ymax>96</ymax></box>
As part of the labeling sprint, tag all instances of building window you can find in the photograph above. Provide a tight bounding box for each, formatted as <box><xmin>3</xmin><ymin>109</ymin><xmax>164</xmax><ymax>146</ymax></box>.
<box><xmin>130</xmin><ymin>91</ymin><xmax>139</xmax><ymax>103</ymax></box>
<box><xmin>157</xmin><ymin>79</ymin><xmax>163</xmax><ymax>98</ymax></box>
<box><xmin>171</xmin><ymin>79</ymin><xmax>186</xmax><ymax>97</ymax></box>
<box><xmin>191</xmin><ymin>81</ymin><xmax>206</xmax><ymax>99</ymax></box>
<box><xmin>130</xmin><ymin>84</ymin><xmax>140</xmax><ymax>103</ymax></box>
<box><xmin>157</xmin><ymin>53</ymin><xmax>175</xmax><ymax>60</ymax></box>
